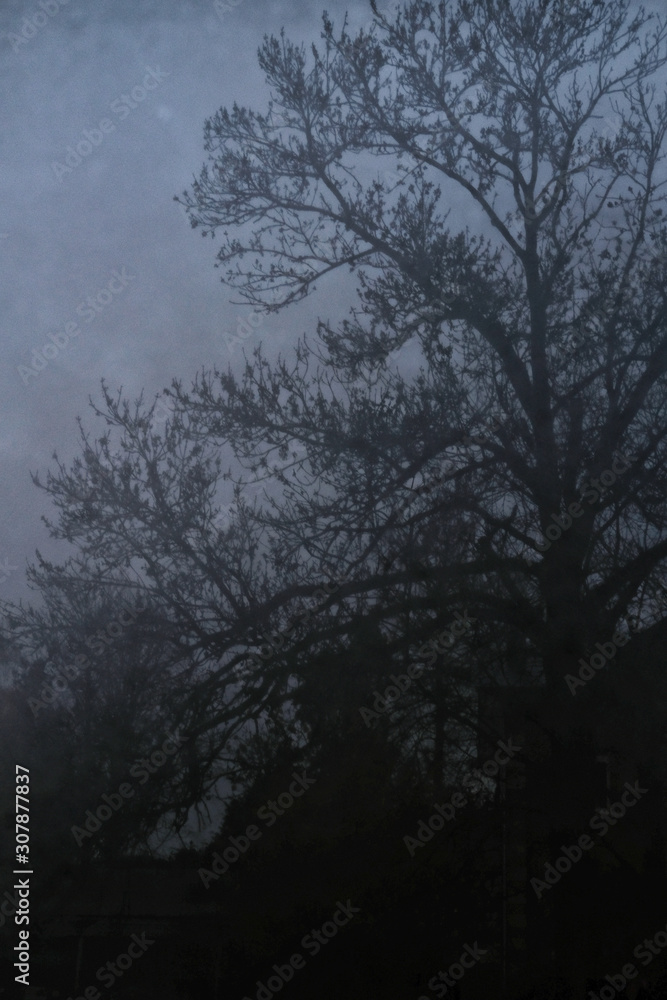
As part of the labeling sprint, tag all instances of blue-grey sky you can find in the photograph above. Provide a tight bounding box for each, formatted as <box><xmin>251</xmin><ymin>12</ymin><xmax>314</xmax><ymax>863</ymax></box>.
<box><xmin>0</xmin><ymin>0</ymin><xmax>380</xmax><ymax>603</ymax></box>
<box><xmin>0</xmin><ymin>0</ymin><xmax>661</xmax><ymax>606</ymax></box>
<box><xmin>1</xmin><ymin>0</ymin><xmax>663</xmax><ymax>849</ymax></box>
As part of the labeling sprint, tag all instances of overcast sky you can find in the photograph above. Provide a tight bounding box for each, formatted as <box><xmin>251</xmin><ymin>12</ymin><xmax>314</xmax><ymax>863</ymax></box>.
<box><xmin>0</xmin><ymin>0</ymin><xmax>662</xmax><ymax>608</ymax></box>
<box><xmin>0</xmin><ymin>0</ymin><xmax>386</xmax><ymax>604</ymax></box>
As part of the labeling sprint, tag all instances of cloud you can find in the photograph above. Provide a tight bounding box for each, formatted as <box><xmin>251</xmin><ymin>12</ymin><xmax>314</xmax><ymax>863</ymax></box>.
<box><xmin>0</xmin><ymin>0</ymin><xmax>355</xmax><ymax>598</ymax></box>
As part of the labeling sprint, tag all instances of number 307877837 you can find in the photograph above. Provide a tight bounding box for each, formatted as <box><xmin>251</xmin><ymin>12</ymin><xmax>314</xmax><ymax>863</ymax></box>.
<box><xmin>15</xmin><ymin>766</ymin><xmax>30</xmax><ymax>865</ymax></box>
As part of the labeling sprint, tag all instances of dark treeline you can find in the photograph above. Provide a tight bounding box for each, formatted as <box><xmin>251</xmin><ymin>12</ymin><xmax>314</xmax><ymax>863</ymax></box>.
<box><xmin>4</xmin><ymin>1</ymin><xmax>667</xmax><ymax>997</ymax></box>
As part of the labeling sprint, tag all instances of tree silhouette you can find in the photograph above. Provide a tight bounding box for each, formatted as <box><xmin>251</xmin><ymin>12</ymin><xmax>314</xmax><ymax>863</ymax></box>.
<box><xmin>5</xmin><ymin>7</ymin><xmax>667</xmax><ymax>993</ymax></box>
<box><xmin>6</xmin><ymin>0</ymin><xmax>667</xmax><ymax>806</ymax></box>
<box><xmin>175</xmin><ymin>0</ymin><xmax>667</xmax><ymax>692</ymax></box>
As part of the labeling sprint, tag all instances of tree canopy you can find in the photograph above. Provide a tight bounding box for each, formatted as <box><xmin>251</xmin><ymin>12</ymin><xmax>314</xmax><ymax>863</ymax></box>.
<box><xmin>5</xmin><ymin>0</ymin><xmax>667</xmax><ymax>863</ymax></box>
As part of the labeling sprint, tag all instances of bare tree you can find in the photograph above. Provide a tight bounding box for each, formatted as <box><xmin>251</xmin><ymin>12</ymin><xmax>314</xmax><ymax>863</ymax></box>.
<box><xmin>7</xmin><ymin>0</ymin><xmax>667</xmax><ymax>825</ymax></box>
<box><xmin>175</xmin><ymin>0</ymin><xmax>667</xmax><ymax>693</ymax></box>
